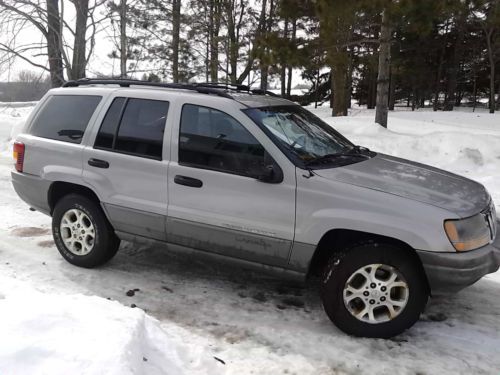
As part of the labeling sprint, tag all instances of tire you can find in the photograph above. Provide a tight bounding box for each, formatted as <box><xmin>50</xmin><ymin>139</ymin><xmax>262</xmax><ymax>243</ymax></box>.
<box><xmin>320</xmin><ymin>243</ymin><xmax>428</xmax><ymax>338</ymax></box>
<box><xmin>52</xmin><ymin>194</ymin><xmax>120</xmax><ymax>268</ymax></box>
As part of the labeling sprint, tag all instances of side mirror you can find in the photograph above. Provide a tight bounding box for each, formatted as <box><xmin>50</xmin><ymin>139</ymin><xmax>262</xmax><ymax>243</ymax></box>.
<box><xmin>257</xmin><ymin>164</ymin><xmax>283</xmax><ymax>184</ymax></box>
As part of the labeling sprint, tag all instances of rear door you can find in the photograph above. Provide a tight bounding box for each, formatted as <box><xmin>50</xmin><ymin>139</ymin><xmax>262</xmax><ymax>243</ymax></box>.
<box><xmin>82</xmin><ymin>92</ymin><xmax>172</xmax><ymax>240</ymax></box>
<box><xmin>166</xmin><ymin>97</ymin><xmax>297</xmax><ymax>267</ymax></box>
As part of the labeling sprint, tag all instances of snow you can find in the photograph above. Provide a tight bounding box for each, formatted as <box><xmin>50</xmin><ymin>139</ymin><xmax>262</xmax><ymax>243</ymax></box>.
<box><xmin>0</xmin><ymin>102</ymin><xmax>499</xmax><ymax>374</ymax></box>
<box><xmin>0</xmin><ymin>276</ymin><xmax>218</xmax><ymax>375</ymax></box>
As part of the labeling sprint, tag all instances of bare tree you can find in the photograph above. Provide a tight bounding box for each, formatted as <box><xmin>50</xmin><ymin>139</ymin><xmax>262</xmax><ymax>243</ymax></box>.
<box><xmin>119</xmin><ymin>0</ymin><xmax>127</xmax><ymax>78</ymax></box>
<box><xmin>0</xmin><ymin>0</ymin><xmax>102</xmax><ymax>86</ymax></box>
<box><xmin>375</xmin><ymin>9</ymin><xmax>392</xmax><ymax>127</ymax></box>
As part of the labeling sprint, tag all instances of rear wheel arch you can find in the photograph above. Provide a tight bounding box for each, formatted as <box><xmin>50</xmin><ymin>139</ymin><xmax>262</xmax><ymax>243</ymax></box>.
<box><xmin>307</xmin><ymin>228</ymin><xmax>430</xmax><ymax>292</ymax></box>
<box><xmin>48</xmin><ymin>181</ymin><xmax>102</xmax><ymax>216</ymax></box>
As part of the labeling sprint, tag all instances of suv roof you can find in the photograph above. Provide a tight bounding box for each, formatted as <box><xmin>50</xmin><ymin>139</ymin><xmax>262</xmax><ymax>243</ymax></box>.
<box><xmin>62</xmin><ymin>78</ymin><xmax>295</xmax><ymax>108</ymax></box>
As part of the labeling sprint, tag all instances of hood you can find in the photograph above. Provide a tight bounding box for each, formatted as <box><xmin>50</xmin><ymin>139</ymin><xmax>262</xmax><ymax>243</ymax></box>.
<box><xmin>314</xmin><ymin>153</ymin><xmax>489</xmax><ymax>218</ymax></box>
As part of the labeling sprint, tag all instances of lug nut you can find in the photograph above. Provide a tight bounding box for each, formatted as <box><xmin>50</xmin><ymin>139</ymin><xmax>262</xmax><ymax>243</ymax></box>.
<box><xmin>363</xmin><ymin>291</ymin><xmax>369</xmax><ymax>297</ymax></box>
<box><xmin>369</xmin><ymin>299</ymin><xmax>376</xmax><ymax>305</ymax></box>
<box><xmin>380</xmin><ymin>296</ymin><xmax>386</xmax><ymax>302</ymax></box>
<box><xmin>381</xmin><ymin>286</ymin><xmax>387</xmax><ymax>292</ymax></box>
<box><xmin>370</xmin><ymin>283</ymin><xmax>376</xmax><ymax>289</ymax></box>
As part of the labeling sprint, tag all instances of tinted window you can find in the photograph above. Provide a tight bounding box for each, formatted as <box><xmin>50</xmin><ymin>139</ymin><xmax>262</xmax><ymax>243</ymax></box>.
<box><xmin>30</xmin><ymin>95</ymin><xmax>102</xmax><ymax>143</ymax></box>
<box><xmin>94</xmin><ymin>97</ymin><xmax>125</xmax><ymax>149</ymax></box>
<box><xmin>179</xmin><ymin>104</ymin><xmax>265</xmax><ymax>177</ymax></box>
<box><xmin>95</xmin><ymin>98</ymin><xmax>169</xmax><ymax>159</ymax></box>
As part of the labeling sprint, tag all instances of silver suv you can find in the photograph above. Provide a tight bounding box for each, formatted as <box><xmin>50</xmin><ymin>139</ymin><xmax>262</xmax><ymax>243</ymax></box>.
<box><xmin>11</xmin><ymin>79</ymin><xmax>500</xmax><ymax>338</ymax></box>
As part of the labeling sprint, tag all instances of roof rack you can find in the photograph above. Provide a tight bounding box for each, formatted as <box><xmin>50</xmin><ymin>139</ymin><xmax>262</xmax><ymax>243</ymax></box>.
<box><xmin>62</xmin><ymin>78</ymin><xmax>234</xmax><ymax>99</ymax></box>
<box><xmin>62</xmin><ymin>78</ymin><xmax>280</xmax><ymax>99</ymax></box>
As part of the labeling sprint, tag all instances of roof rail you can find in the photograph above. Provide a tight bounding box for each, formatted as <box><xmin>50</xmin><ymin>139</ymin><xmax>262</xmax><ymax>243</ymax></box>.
<box><xmin>62</xmin><ymin>78</ymin><xmax>281</xmax><ymax>99</ymax></box>
<box><xmin>62</xmin><ymin>78</ymin><xmax>234</xmax><ymax>99</ymax></box>
<box><xmin>196</xmin><ymin>82</ymin><xmax>280</xmax><ymax>97</ymax></box>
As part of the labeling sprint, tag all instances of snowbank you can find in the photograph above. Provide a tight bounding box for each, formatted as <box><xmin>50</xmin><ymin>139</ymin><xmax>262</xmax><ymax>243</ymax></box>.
<box><xmin>0</xmin><ymin>103</ymin><xmax>31</xmax><ymax>155</ymax></box>
<box><xmin>0</xmin><ymin>276</ymin><xmax>218</xmax><ymax>375</ymax></box>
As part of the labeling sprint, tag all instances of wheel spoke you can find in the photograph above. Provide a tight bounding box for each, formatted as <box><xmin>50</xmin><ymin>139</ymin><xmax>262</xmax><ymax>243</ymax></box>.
<box><xmin>343</xmin><ymin>263</ymin><xmax>410</xmax><ymax>325</ymax></box>
<box><xmin>388</xmin><ymin>298</ymin><xmax>406</xmax><ymax>307</ymax></box>
<box><xmin>60</xmin><ymin>208</ymin><xmax>95</xmax><ymax>256</ymax></box>
<box><xmin>368</xmin><ymin>264</ymin><xmax>381</xmax><ymax>282</ymax></box>
<box><xmin>367</xmin><ymin>306</ymin><xmax>376</xmax><ymax>322</ymax></box>
<box><xmin>385</xmin><ymin>303</ymin><xmax>397</xmax><ymax>319</ymax></box>
<box><xmin>356</xmin><ymin>306</ymin><xmax>369</xmax><ymax>320</ymax></box>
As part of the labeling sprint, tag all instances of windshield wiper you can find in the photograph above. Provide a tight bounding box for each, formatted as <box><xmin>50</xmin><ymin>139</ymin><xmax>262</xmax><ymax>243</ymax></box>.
<box><xmin>346</xmin><ymin>145</ymin><xmax>371</xmax><ymax>155</ymax></box>
<box><xmin>305</xmin><ymin>148</ymin><xmax>369</xmax><ymax>167</ymax></box>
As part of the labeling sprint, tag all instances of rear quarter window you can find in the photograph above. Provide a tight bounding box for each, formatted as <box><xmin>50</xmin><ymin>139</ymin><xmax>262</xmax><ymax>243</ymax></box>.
<box><xmin>29</xmin><ymin>95</ymin><xmax>102</xmax><ymax>144</ymax></box>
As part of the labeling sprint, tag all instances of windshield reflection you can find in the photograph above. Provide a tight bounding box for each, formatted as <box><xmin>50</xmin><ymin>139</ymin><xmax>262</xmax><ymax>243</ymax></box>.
<box><xmin>244</xmin><ymin>105</ymin><xmax>353</xmax><ymax>162</ymax></box>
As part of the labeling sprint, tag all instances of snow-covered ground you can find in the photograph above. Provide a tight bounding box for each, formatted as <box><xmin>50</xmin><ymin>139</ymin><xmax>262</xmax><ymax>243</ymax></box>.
<box><xmin>0</xmin><ymin>102</ymin><xmax>499</xmax><ymax>374</ymax></box>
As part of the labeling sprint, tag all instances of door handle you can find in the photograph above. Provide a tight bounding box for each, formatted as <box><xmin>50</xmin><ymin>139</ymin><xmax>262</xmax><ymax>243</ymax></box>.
<box><xmin>88</xmin><ymin>158</ymin><xmax>109</xmax><ymax>169</ymax></box>
<box><xmin>174</xmin><ymin>175</ymin><xmax>203</xmax><ymax>188</ymax></box>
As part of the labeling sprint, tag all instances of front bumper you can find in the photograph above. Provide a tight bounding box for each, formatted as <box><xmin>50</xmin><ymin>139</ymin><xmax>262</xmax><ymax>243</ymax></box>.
<box><xmin>417</xmin><ymin>222</ymin><xmax>500</xmax><ymax>294</ymax></box>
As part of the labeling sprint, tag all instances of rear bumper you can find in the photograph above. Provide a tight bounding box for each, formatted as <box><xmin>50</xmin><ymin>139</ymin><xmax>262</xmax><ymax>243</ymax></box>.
<box><xmin>417</xmin><ymin>224</ymin><xmax>500</xmax><ymax>294</ymax></box>
<box><xmin>11</xmin><ymin>171</ymin><xmax>51</xmax><ymax>215</ymax></box>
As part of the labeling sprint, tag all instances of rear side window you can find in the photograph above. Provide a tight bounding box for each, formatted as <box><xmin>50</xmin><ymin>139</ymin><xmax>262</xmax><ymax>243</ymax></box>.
<box><xmin>30</xmin><ymin>95</ymin><xmax>102</xmax><ymax>144</ymax></box>
<box><xmin>95</xmin><ymin>97</ymin><xmax>169</xmax><ymax>159</ymax></box>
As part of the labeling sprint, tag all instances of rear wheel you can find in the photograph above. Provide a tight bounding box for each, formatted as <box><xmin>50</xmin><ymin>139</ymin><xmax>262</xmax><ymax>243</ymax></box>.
<box><xmin>52</xmin><ymin>194</ymin><xmax>120</xmax><ymax>268</ymax></box>
<box><xmin>321</xmin><ymin>243</ymin><xmax>428</xmax><ymax>338</ymax></box>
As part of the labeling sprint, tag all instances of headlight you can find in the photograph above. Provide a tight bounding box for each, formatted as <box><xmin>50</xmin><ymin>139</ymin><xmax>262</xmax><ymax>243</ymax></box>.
<box><xmin>444</xmin><ymin>213</ymin><xmax>492</xmax><ymax>252</ymax></box>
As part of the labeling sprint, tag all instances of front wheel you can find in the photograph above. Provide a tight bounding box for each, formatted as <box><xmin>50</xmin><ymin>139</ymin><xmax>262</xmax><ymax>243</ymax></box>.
<box><xmin>321</xmin><ymin>243</ymin><xmax>428</xmax><ymax>338</ymax></box>
<box><xmin>52</xmin><ymin>194</ymin><xmax>120</xmax><ymax>268</ymax></box>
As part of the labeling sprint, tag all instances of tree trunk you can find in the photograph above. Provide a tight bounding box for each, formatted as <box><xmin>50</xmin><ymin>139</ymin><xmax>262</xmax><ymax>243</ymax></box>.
<box><xmin>388</xmin><ymin>67</ymin><xmax>396</xmax><ymax>110</ymax></box>
<box><xmin>225</xmin><ymin>0</ymin><xmax>238</xmax><ymax>84</ymax></box>
<box><xmin>46</xmin><ymin>0</ymin><xmax>64</xmax><ymax>87</ymax></box>
<box><xmin>433</xmin><ymin>34</ymin><xmax>447</xmax><ymax>111</ymax></box>
<box><xmin>120</xmin><ymin>0</ymin><xmax>127</xmax><ymax>78</ymax></box>
<box><xmin>209</xmin><ymin>0</ymin><xmax>220</xmax><ymax>82</ymax></box>
<box><xmin>286</xmin><ymin>19</ymin><xmax>297</xmax><ymax>97</ymax></box>
<box><xmin>71</xmin><ymin>0</ymin><xmax>89</xmax><ymax>80</ymax></box>
<box><xmin>444</xmin><ymin>11</ymin><xmax>467</xmax><ymax>111</ymax></box>
<box><xmin>496</xmin><ymin>79</ymin><xmax>500</xmax><ymax>110</ymax></box>
<box><xmin>375</xmin><ymin>10</ymin><xmax>392</xmax><ymax>128</ymax></box>
<box><xmin>172</xmin><ymin>0</ymin><xmax>181</xmax><ymax>83</ymax></box>
<box><xmin>332</xmin><ymin>57</ymin><xmax>348</xmax><ymax>116</ymax></box>
<box><xmin>346</xmin><ymin>52</ymin><xmax>353</xmax><ymax>109</ymax></box>
<box><xmin>486</xmin><ymin>29</ymin><xmax>495</xmax><ymax>114</ymax></box>
<box><xmin>259</xmin><ymin>0</ymin><xmax>271</xmax><ymax>90</ymax></box>
<box><xmin>280</xmin><ymin>18</ymin><xmax>288</xmax><ymax>96</ymax></box>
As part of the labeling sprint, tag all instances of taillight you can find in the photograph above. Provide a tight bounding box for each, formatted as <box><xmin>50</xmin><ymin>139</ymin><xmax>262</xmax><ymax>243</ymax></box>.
<box><xmin>13</xmin><ymin>142</ymin><xmax>25</xmax><ymax>172</ymax></box>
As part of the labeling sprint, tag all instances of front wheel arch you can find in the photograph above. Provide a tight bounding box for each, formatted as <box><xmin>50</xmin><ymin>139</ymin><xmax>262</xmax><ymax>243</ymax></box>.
<box><xmin>307</xmin><ymin>229</ymin><xmax>430</xmax><ymax>294</ymax></box>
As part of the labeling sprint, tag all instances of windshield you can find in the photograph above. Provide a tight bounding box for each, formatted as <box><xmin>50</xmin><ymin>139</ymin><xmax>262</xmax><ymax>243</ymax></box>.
<box><xmin>243</xmin><ymin>105</ymin><xmax>353</xmax><ymax>163</ymax></box>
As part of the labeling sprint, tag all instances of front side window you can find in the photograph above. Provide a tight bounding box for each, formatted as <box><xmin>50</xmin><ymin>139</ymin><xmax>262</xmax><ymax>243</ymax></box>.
<box><xmin>95</xmin><ymin>97</ymin><xmax>169</xmax><ymax>159</ymax></box>
<box><xmin>30</xmin><ymin>95</ymin><xmax>102</xmax><ymax>144</ymax></box>
<box><xmin>179</xmin><ymin>104</ymin><xmax>266</xmax><ymax>177</ymax></box>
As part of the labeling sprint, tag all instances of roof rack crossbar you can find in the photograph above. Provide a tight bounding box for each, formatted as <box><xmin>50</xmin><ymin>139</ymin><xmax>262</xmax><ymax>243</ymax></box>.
<box><xmin>62</xmin><ymin>78</ymin><xmax>234</xmax><ymax>99</ymax></box>
<box><xmin>195</xmin><ymin>82</ymin><xmax>279</xmax><ymax>97</ymax></box>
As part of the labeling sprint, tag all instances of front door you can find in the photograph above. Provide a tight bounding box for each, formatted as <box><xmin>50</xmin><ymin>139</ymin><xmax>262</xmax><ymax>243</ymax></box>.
<box><xmin>166</xmin><ymin>100</ymin><xmax>296</xmax><ymax>267</ymax></box>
